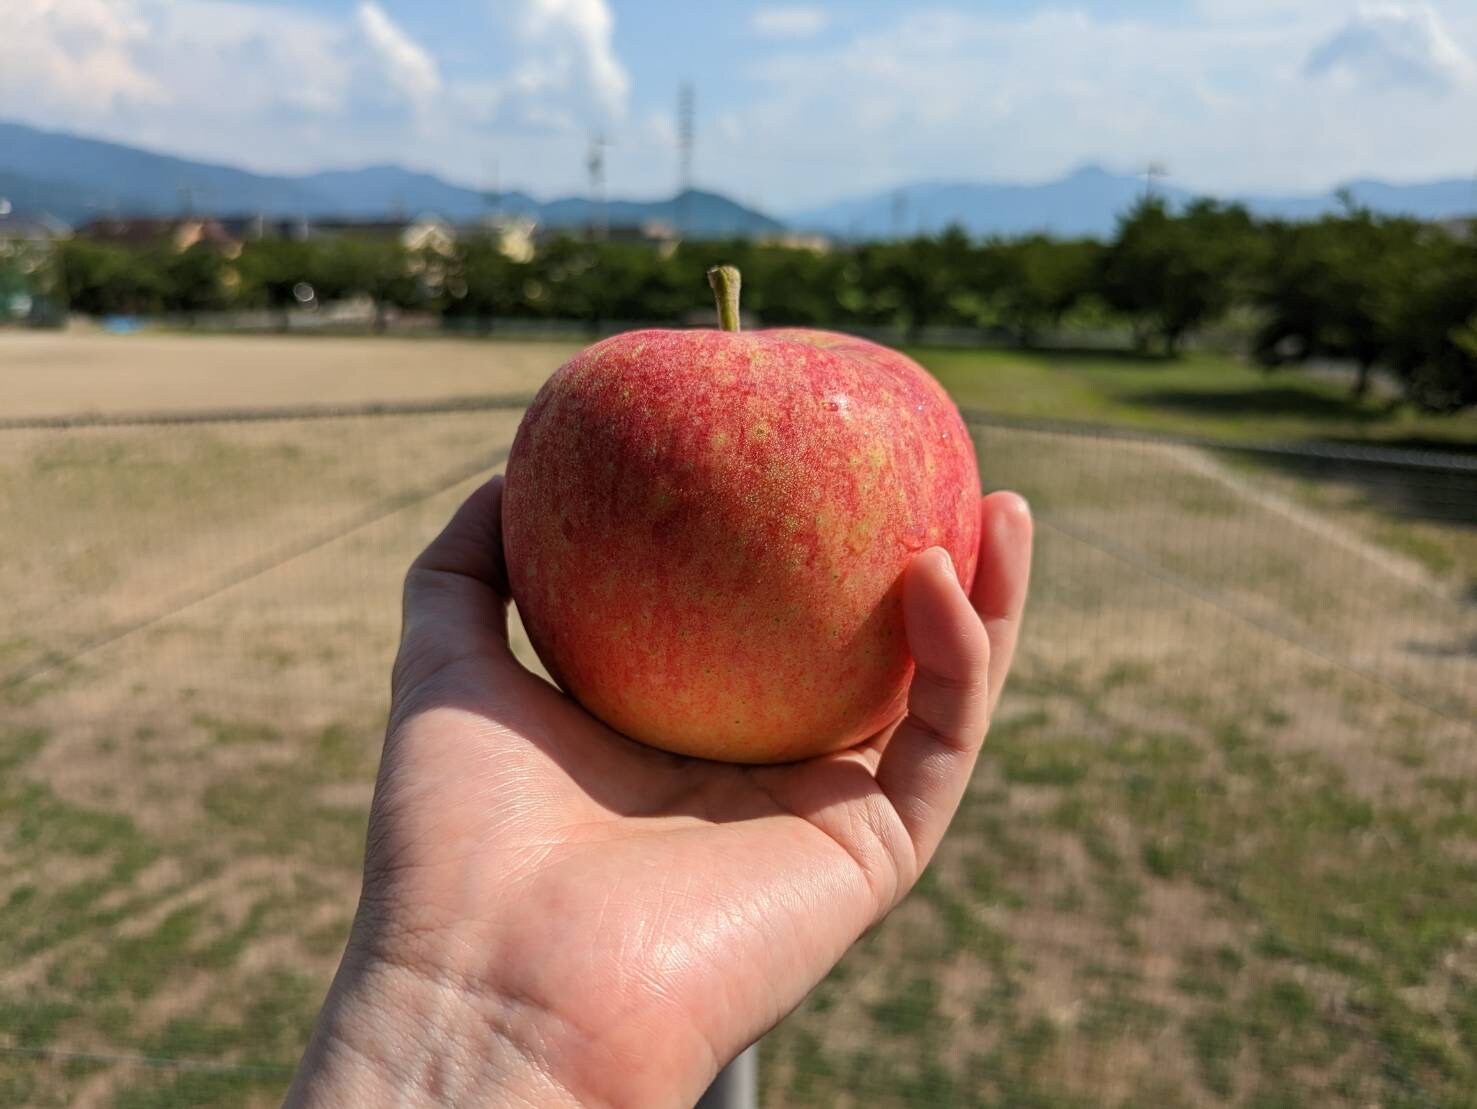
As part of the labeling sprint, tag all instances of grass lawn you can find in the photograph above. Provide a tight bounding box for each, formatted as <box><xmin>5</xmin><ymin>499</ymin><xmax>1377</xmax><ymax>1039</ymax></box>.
<box><xmin>915</xmin><ymin>347</ymin><xmax>1477</xmax><ymax>450</ymax></box>
<box><xmin>2</xmin><ymin>397</ymin><xmax>1473</xmax><ymax>1106</ymax></box>
<box><xmin>1</xmin><ymin>335</ymin><xmax>1474</xmax><ymax>1105</ymax></box>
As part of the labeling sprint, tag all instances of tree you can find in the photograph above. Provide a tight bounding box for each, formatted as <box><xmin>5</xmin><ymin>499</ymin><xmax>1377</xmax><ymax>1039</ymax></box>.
<box><xmin>236</xmin><ymin>240</ymin><xmax>319</xmax><ymax>329</ymax></box>
<box><xmin>1253</xmin><ymin>211</ymin><xmax>1422</xmax><ymax>397</ymax></box>
<box><xmin>313</xmin><ymin>238</ymin><xmax>419</xmax><ymax>332</ymax></box>
<box><xmin>1101</xmin><ymin>198</ymin><xmax>1259</xmax><ymax>354</ymax></box>
<box><xmin>1381</xmin><ymin>233</ymin><xmax>1477</xmax><ymax>412</ymax></box>
<box><xmin>55</xmin><ymin>240</ymin><xmax>167</xmax><ymax>316</ymax></box>
<box><xmin>987</xmin><ymin>236</ymin><xmax>1102</xmax><ymax>346</ymax></box>
<box><xmin>161</xmin><ymin>244</ymin><xmax>231</xmax><ymax>319</ymax></box>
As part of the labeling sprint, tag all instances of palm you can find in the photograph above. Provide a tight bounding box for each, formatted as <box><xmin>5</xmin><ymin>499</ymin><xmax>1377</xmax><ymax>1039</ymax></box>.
<box><xmin>351</xmin><ymin>477</ymin><xmax>1032</xmax><ymax>1107</ymax></box>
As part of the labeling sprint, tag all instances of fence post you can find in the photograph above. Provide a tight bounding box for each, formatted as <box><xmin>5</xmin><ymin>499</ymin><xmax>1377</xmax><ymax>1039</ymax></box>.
<box><xmin>695</xmin><ymin>1045</ymin><xmax>757</xmax><ymax>1109</ymax></box>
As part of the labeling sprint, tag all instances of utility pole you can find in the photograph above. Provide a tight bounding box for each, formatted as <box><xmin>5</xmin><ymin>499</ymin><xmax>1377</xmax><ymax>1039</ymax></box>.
<box><xmin>587</xmin><ymin>132</ymin><xmax>609</xmax><ymax>240</ymax></box>
<box><xmin>891</xmin><ymin>188</ymin><xmax>908</xmax><ymax>239</ymax></box>
<box><xmin>677</xmin><ymin>82</ymin><xmax>695</xmax><ymax>236</ymax></box>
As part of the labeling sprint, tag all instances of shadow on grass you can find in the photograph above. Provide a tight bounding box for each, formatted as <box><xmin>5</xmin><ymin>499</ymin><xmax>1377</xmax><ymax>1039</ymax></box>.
<box><xmin>1320</xmin><ymin>435</ymin><xmax>1477</xmax><ymax>457</ymax></box>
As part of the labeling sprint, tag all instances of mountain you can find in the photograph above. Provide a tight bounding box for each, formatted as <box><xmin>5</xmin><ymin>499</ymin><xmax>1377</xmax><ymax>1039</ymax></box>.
<box><xmin>4</xmin><ymin>119</ymin><xmax>1473</xmax><ymax>241</ymax></box>
<box><xmin>0</xmin><ymin>120</ymin><xmax>782</xmax><ymax>237</ymax></box>
<box><xmin>539</xmin><ymin>190</ymin><xmax>785</xmax><ymax>237</ymax></box>
<box><xmin>788</xmin><ymin>165</ymin><xmax>1477</xmax><ymax>239</ymax></box>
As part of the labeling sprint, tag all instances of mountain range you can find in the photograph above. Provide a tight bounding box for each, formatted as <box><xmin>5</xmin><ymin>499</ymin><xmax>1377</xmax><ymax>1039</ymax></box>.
<box><xmin>2</xmin><ymin>119</ymin><xmax>1473</xmax><ymax>241</ymax></box>
<box><xmin>794</xmin><ymin>166</ymin><xmax>1477</xmax><ymax>238</ymax></box>
<box><xmin>0</xmin><ymin>121</ymin><xmax>782</xmax><ymax>238</ymax></box>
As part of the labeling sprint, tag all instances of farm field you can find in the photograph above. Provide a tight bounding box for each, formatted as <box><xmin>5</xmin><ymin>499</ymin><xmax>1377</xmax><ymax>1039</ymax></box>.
<box><xmin>1</xmin><ymin>332</ymin><xmax>1475</xmax><ymax>1106</ymax></box>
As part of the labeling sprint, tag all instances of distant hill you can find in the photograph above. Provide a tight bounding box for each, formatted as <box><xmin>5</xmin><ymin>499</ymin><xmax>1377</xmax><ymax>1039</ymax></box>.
<box><xmin>4</xmin><ymin>120</ymin><xmax>1473</xmax><ymax>242</ymax></box>
<box><xmin>788</xmin><ymin>165</ymin><xmax>1477</xmax><ymax>239</ymax></box>
<box><xmin>0</xmin><ymin>120</ymin><xmax>783</xmax><ymax>237</ymax></box>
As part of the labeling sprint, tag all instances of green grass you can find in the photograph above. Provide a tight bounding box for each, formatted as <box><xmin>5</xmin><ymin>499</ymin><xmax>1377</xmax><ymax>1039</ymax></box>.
<box><xmin>764</xmin><ymin>661</ymin><xmax>1477</xmax><ymax>1106</ymax></box>
<box><xmin>914</xmin><ymin>347</ymin><xmax>1477</xmax><ymax>449</ymax></box>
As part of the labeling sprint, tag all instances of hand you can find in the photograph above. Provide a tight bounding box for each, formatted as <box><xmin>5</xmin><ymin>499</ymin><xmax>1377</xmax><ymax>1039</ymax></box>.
<box><xmin>286</xmin><ymin>476</ymin><xmax>1032</xmax><ymax>1108</ymax></box>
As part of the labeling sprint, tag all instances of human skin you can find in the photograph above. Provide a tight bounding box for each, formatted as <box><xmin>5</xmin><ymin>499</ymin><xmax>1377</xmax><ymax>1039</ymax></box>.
<box><xmin>285</xmin><ymin>476</ymin><xmax>1032</xmax><ymax>1109</ymax></box>
<box><xmin>503</xmin><ymin>326</ymin><xmax>981</xmax><ymax>763</ymax></box>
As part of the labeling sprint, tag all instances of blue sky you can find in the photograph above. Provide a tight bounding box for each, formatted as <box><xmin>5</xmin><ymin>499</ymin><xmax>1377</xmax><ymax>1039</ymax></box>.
<box><xmin>3</xmin><ymin>1</ymin><xmax>1475</xmax><ymax>211</ymax></box>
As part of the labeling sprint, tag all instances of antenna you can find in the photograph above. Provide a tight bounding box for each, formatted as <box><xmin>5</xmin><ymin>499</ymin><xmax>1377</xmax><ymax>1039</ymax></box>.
<box><xmin>1142</xmin><ymin>161</ymin><xmax>1168</xmax><ymax>200</ymax></box>
<box><xmin>587</xmin><ymin>132</ymin><xmax>610</xmax><ymax>240</ymax></box>
<box><xmin>677</xmin><ymin>82</ymin><xmax>695</xmax><ymax>236</ymax></box>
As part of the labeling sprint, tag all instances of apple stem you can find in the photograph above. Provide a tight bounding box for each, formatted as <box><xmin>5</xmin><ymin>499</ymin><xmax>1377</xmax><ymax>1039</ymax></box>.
<box><xmin>707</xmin><ymin>265</ymin><xmax>742</xmax><ymax>333</ymax></box>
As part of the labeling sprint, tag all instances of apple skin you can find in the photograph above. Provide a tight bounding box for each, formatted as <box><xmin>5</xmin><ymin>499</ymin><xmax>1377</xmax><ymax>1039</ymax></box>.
<box><xmin>501</xmin><ymin>327</ymin><xmax>980</xmax><ymax>764</ymax></box>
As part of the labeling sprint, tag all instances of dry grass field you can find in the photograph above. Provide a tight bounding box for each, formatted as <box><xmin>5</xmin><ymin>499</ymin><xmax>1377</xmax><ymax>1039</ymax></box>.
<box><xmin>1</xmin><ymin>331</ymin><xmax>1474</xmax><ymax>1106</ymax></box>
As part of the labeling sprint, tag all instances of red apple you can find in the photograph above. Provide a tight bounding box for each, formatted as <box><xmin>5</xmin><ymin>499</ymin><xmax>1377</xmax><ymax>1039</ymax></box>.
<box><xmin>501</xmin><ymin>267</ymin><xmax>980</xmax><ymax>763</ymax></box>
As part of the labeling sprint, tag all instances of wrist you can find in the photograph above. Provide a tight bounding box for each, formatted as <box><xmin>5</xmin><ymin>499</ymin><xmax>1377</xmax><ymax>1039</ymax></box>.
<box><xmin>285</xmin><ymin>946</ymin><xmax>587</xmax><ymax>1108</ymax></box>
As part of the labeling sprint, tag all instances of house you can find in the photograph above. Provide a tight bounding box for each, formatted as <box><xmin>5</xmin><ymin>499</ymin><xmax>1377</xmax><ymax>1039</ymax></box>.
<box><xmin>77</xmin><ymin>217</ymin><xmax>243</xmax><ymax>258</ymax></box>
<box><xmin>306</xmin><ymin>214</ymin><xmax>457</xmax><ymax>257</ymax></box>
<box><xmin>216</xmin><ymin>215</ymin><xmax>312</xmax><ymax>242</ymax></box>
<box><xmin>467</xmin><ymin>215</ymin><xmax>538</xmax><ymax>263</ymax></box>
<box><xmin>0</xmin><ymin>210</ymin><xmax>73</xmax><ymax>246</ymax></box>
<box><xmin>758</xmin><ymin>232</ymin><xmax>832</xmax><ymax>253</ymax></box>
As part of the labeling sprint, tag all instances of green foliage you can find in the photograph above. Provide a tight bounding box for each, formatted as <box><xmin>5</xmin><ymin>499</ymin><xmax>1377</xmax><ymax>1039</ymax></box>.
<box><xmin>41</xmin><ymin>206</ymin><xmax>1477</xmax><ymax>410</ymax></box>
<box><xmin>1101</xmin><ymin>197</ymin><xmax>1262</xmax><ymax>354</ymax></box>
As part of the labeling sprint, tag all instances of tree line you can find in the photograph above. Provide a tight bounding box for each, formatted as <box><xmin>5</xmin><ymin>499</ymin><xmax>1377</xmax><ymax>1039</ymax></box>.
<box><xmin>40</xmin><ymin>197</ymin><xmax>1477</xmax><ymax>412</ymax></box>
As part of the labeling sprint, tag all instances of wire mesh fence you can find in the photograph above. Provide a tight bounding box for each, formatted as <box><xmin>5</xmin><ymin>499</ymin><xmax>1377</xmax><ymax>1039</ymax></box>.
<box><xmin>1</xmin><ymin>401</ymin><xmax>1474</xmax><ymax>1106</ymax></box>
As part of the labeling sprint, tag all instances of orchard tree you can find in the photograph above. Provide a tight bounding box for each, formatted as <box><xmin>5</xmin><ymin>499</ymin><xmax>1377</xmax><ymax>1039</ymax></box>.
<box><xmin>161</xmin><ymin>243</ymin><xmax>231</xmax><ymax>319</ymax></box>
<box><xmin>314</xmin><ymin>238</ymin><xmax>419</xmax><ymax>332</ymax></box>
<box><xmin>1101</xmin><ymin>198</ymin><xmax>1259</xmax><ymax>354</ymax></box>
<box><xmin>1254</xmin><ymin>210</ymin><xmax>1424</xmax><ymax>397</ymax></box>
<box><xmin>1381</xmin><ymin>233</ymin><xmax>1477</xmax><ymax>412</ymax></box>
<box><xmin>988</xmin><ymin>236</ymin><xmax>1102</xmax><ymax>346</ymax></box>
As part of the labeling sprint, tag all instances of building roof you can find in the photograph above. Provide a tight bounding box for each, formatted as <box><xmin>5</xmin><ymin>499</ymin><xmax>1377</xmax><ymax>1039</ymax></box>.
<box><xmin>77</xmin><ymin>217</ymin><xmax>241</xmax><ymax>250</ymax></box>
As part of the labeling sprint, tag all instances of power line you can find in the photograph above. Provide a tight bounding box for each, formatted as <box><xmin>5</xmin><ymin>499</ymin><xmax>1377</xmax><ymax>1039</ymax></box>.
<box><xmin>1</xmin><ymin>445</ymin><xmax>512</xmax><ymax>694</ymax></box>
<box><xmin>1035</xmin><ymin>510</ymin><xmax>1472</xmax><ymax>733</ymax></box>
<box><xmin>3</xmin><ymin>400</ymin><xmax>1472</xmax><ymax>473</ymax></box>
<box><xmin>0</xmin><ymin>395</ymin><xmax>536</xmax><ymax>432</ymax></box>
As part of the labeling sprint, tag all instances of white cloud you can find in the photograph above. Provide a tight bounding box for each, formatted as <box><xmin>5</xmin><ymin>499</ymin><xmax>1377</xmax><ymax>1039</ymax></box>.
<box><xmin>708</xmin><ymin>3</ymin><xmax>1477</xmax><ymax>205</ymax></box>
<box><xmin>510</xmin><ymin>0</ymin><xmax>629</xmax><ymax>124</ymax></box>
<box><xmin>1305</xmin><ymin>3</ymin><xmax>1473</xmax><ymax>93</ymax></box>
<box><xmin>3</xmin><ymin>0</ymin><xmax>1477</xmax><ymax>208</ymax></box>
<box><xmin>0</xmin><ymin>0</ymin><xmax>164</xmax><ymax>122</ymax></box>
<box><xmin>356</xmin><ymin>1</ymin><xmax>441</xmax><ymax>105</ymax></box>
<box><xmin>0</xmin><ymin>0</ymin><xmax>630</xmax><ymax>188</ymax></box>
<box><xmin>752</xmin><ymin>6</ymin><xmax>830</xmax><ymax>40</ymax></box>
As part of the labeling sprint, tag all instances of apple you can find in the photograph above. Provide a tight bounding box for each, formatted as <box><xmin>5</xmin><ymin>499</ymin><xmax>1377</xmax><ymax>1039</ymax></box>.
<box><xmin>501</xmin><ymin>266</ymin><xmax>980</xmax><ymax>763</ymax></box>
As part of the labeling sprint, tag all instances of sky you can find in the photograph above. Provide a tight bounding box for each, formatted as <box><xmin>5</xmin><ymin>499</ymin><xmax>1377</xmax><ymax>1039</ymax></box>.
<box><xmin>2</xmin><ymin>0</ymin><xmax>1476</xmax><ymax>212</ymax></box>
